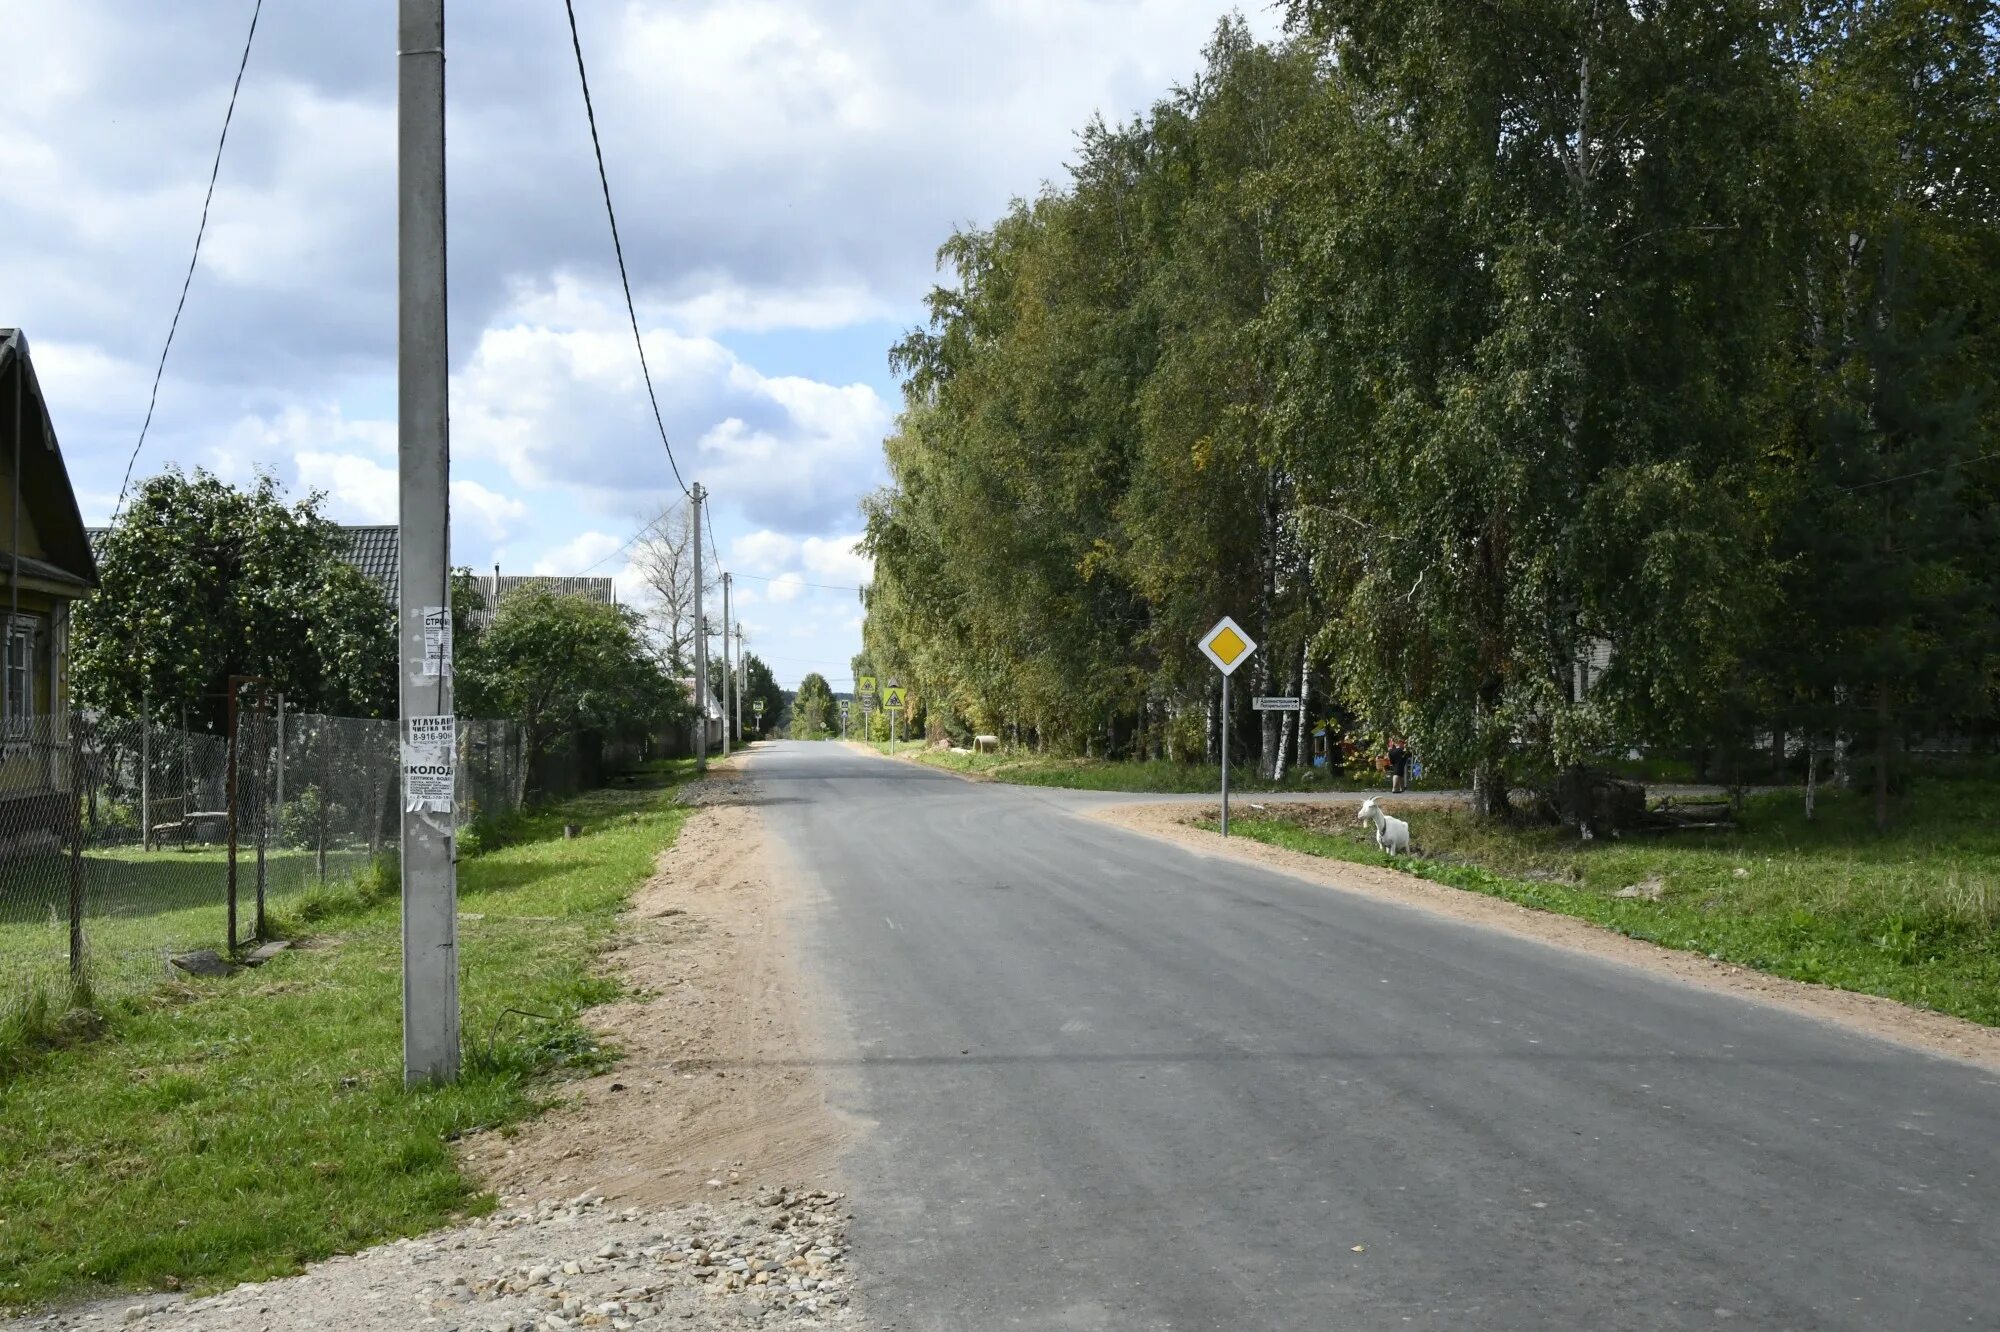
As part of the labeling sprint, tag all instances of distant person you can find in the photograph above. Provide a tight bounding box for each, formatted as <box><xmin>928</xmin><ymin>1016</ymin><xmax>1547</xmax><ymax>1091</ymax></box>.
<box><xmin>1387</xmin><ymin>738</ymin><xmax>1409</xmax><ymax>793</ymax></box>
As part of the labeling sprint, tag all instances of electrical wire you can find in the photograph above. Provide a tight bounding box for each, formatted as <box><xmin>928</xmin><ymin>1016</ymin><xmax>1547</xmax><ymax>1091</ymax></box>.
<box><xmin>112</xmin><ymin>0</ymin><xmax>264</xmax><ymax>520</ymax></box>
<box><xmin>561</xmin><ymin>0</ymin><xmax>690</xmax><ymax>499</ymax></box>
<box><xmin>1835</xmin><ymin>449</ymin><xmax>2000</xmax><ymax>494</ymax></box>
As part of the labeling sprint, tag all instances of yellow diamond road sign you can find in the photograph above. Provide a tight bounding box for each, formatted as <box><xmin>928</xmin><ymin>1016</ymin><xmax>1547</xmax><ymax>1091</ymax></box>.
<box><xmin>1199</xmin><ymin>616</ymin><xmax>1256</xmax><ymax>676</ymax></box>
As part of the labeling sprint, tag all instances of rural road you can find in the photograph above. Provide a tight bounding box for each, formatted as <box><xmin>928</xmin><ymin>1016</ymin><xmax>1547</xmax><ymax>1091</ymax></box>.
<box><xmin>752</xmin><ymin>741</ymin><xmax>1999</xmax><ymax>1331</ymax></box>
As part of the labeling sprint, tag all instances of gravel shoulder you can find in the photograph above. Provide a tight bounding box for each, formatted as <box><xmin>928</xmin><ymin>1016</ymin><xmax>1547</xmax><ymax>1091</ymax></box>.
<box><xmin>1095</xmin><ymin>799</ymin><xmax>2000</xmax><ymax>1073</ymax></box>
<box><xmin>7</xmin><ymin>752</ymin><xmax>864</xmax><ymax>1332</ymax></box>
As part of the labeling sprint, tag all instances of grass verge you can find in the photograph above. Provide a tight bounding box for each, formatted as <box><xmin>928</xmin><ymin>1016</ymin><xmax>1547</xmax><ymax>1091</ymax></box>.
<box><xmin>1219</xmin><ymin>778</ymin><xmax>1999</xmax><ymax>1025</ymax></box>
<box><xmin>862</xmin><ymin>742</ymin><xmax>1399</xmax><ymax>794</ymax></box>
<box><xmin>0</xmin><ymin>759</ymin><xmax>695</xmax><ymax>1312</ymax></box>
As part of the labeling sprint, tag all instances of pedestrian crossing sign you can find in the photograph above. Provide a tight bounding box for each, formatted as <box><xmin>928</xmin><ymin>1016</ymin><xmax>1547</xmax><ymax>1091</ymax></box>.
<box><xmin>883</xmin><ymin>681</ymin><xmax>906</xmax><ymax>709</ymax></box>
<box><xmin>859</xmin><ymin>675</ymin><xmax>877</xmax><ymax>699</ymax></box>
<box><xmin>1199</xmin><ymin>616</ymin><xmax>1256</xmax><ymax>676</ymax></box>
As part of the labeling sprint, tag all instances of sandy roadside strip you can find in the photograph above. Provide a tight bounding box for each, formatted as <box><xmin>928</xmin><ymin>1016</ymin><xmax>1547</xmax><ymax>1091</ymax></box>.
<box><xmin>464</xmin><ymin>752</ymin><xmax>852</xmax><ymax>1208</ymax></box>
<box><xmin>1094</xmin><ymin>800</ymin><xmax>2000</xmax><ymax>1074</ymax></box>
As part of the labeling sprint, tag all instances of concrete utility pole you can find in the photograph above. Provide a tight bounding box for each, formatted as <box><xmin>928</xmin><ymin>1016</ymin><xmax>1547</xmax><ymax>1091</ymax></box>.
<box><xmin>397</xmin><ymin>0</ymin><xmax>459</xmax><ymax>1086</ymax></box>
<box><xmin>720</xmin><ymin>572</ymin><xmax>732</xmax><ymax>757</ymax></box>
<box><xmin>692</xmin><ymin>482</ymin><xmax>707</xmax><ymax>772</ymax></box>
<box><xmin>735</xmin><ymin>625</ymin><xmax>745</xmax><ymax>742</ymax></box>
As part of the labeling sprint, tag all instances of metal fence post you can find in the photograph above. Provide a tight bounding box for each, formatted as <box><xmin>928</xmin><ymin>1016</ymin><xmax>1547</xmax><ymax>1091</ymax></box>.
<box><xmin>227</xmin><ymin>684</ymin><xmax>240</xmax><ymax>952</ymax></box>
<box><xmin>140</xmin><ymin>699</ymin><xmax>151</xmax><ymax>853</ymax></box>
<box><xmin>67</xmin><ymin>710</ymin><xmax>87</xmax><ymax>995</ymax></box>
<box><xmin>254</xmin><ymin>690</ymin><xmax>268</xmax><ymax>941</ymax></box>
<box><xmin>317</xmin><ymin>716</ymin><xmax>330</xmax><ymax>884</ymax></box>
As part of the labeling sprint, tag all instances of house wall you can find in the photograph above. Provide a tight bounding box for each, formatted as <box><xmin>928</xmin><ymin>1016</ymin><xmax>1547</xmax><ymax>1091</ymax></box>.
<box><xmin>0</xmin><ymin>445</ymin><xmax>51</xmax><ymax>563</ymax></box>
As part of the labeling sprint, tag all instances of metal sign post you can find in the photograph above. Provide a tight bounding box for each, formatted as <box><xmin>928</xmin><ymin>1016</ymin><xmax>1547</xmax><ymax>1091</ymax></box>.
<box><xmin>883</xmin><ymin>681</ymin><xmax>906</xmax><ymax>754</ymax></box>
<box><xmin>1198</xmin><ymin>617</ymin><xmax>1257</xmax><ymax>837</ymax></box>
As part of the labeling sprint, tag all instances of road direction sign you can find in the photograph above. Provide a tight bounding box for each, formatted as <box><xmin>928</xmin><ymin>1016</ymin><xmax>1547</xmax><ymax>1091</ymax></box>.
<box><xmin>1253</xmin><ymin>696</ymin><xmax>1303</xmax><ymax>711</ymax></box>
<box><xmin>882</xmin><ymin>681</ymin><xmax>906</xmax><ymax>709</ymax></box>
<box><xmin>859</xmin><ymin>675</ymin><xmax>878</xmax><ymax>699</ymax></box>
<box><xmin>1199</xmin><ymin>617</ymin><xmax>1256</xmax><ymax>676</ymax></box>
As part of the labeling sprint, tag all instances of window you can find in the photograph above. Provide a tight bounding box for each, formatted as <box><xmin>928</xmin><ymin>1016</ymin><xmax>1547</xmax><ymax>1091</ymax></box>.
<box><xmin>4</xmin><ymin>615</ymin><xmax>38</xmax><ymax>737</ymax></box>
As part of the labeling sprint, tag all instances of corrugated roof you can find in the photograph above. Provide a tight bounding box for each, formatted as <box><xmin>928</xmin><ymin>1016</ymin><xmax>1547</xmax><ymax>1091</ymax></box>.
<box><xmin>336</xmin><ymin>525</ymin><xmax>400</xmax><ymax>603</ymax></box>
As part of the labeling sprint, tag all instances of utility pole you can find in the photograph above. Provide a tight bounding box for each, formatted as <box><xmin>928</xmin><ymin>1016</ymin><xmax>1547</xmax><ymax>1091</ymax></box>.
<box><xmin>397</xmin><ymin>0</ymin><xmax>458</xmax><ymax>1086</ymax></box>
<box><xmin>720</xmin><ymin>572</ymin><xmax>732</xmax><ymax>758</ymax></box>
<box><xmin>735</xmin><ymin>625</ymin><xmax>745</xmax><ymax>743</ymax></box>
<box><xmin>692</xmin><ymin>482</ymin><xmax>707</xmax><ymax>772</ymax></box>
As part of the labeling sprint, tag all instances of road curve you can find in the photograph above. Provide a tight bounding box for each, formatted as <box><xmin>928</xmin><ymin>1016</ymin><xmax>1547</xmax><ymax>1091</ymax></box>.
<box><xmin>750</xmin><ymin>741</ymin><xmax>1999</xmax><ymax>1332</ymax></box>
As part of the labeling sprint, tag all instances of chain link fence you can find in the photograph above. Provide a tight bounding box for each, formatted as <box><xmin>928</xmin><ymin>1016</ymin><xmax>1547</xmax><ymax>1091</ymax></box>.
<box><xmin>2</xmin><ymin>708</ymin><xmax>525</xmax><ymax>1031</ymax></box>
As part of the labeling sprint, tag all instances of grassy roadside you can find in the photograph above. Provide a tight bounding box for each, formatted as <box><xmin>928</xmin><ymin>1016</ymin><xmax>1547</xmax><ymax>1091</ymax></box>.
<box><xmin>0</xmin><ymin>760</ymin><xmax>695</xmax><ymax>1312</ymax></box>
<box><xmin>857</xmin><ymin>741</ymin><xmax>1395</xmax><ymax>794</ymax></box>
<box><xmin>1219</xmin><ymin>779</ymin><xmax>1999</xmax><ymax>1025</ymax></box>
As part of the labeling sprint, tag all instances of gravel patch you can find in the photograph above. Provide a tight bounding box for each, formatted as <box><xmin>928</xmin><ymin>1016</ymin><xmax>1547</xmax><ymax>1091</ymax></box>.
<box><xmin>8</xmin><ymin>1188</ymin><xmax>858</xmax><ymax>1332</ymax></box>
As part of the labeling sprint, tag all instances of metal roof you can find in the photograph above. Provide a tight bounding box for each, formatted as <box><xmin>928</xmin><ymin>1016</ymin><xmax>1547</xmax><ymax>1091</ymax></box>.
<box><xmin>336</xmin><ymin>525</ymin><xmax>400</xmax><ymax>603</ymax></box>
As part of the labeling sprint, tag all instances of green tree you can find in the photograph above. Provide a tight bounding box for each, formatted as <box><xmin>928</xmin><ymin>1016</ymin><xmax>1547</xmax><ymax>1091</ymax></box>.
<box><xmin>455</xmin><ymin>588</ymin><xmax>688</xmax><ymax>783</ymax></box>
<box><xmin>789</xmin><ymin>672</ymin><xmax>836</xmax><ymax>739</ymax></box>
<box><xmin>74</xmin><ymin>468</ymin><xmax>394</xmax><ymax>731</ymax></box>
<box><xmin>738</xmin><ymin>652</ymin><xmax>783</xmax><ymax>736</ymax></box>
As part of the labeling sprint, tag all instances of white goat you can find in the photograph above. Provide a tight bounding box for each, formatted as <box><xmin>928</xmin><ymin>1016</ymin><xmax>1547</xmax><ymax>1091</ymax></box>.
<box><xmin>1356</xmin><ymin>797</ymin><xmax>1411</xmax><ymax>855</ymax></box>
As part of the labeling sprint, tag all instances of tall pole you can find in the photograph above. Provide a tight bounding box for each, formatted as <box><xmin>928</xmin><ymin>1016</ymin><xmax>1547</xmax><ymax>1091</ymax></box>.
<box><xmin>1220</xmin><ymin>673</ymin><xmax>1231</xmax><ymax>838</ymax></box>
<box><xmin>720</xmin><ymin>572</ymin><xmax>732</xmax><ymax>758</ymax></box>
<box><xmin>735</xmin><ymin>625</ymin><xmax>745</xmax><ymax>743</ymax></box>
<box><xmin>398</xmin><ymin>0</ymin><xmax>459</xmax><ymax>1087</ymax></box>
<box><xmin>692</xmin><ymin>483</ymin><xmax>708</xmax><ymax>772</ymax></box>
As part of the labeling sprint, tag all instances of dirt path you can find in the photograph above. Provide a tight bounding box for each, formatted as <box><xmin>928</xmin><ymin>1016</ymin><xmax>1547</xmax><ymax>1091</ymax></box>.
<box><xmin>9</xmin><ymin>756</ymin><xmax>865</xmax><ymax>1332</ymax></box>
<box><xmin>1097</xmin><ymin>800</ymin><xmax>2000</xmax><ymax>1073</ymax></box>
<box><xmin>463</xmin><ymin>759</ymin><xmax>850</xmax><ymax>1208</ymax></box>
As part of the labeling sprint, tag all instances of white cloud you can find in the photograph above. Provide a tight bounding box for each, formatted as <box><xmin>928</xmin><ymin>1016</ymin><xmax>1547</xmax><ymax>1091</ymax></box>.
<box><xmin>453</xmin><ymin>280</ymin><xmax>893</xmax><ymax>532</ymax></box>
<box><xmin>532</xmin><ymin>530</ymin><xmax>625</xmax><ymax>577</ymax></box>
<box><xmin>730</xmin><ymin>530</ymin><xmax>801</xmax><ymax>574</ymax></box>
<box><xmin>801</xmin><ymin>532</ymin><xmax>871</xmax><ymax>586</ymax></box>
<box><xmin>452</xmin><ymin>479</ymin><xmax>529</xmax><ymax>541</ymax></box>
<box><xmin>295</xmin><ymin>450</ymin><xmax>397</xmax><ymax>523</ymax></box>
<box><xmin>767</xmin><ymin>571</ymin><xmax>807</xmax><ymax>603</ymax></box>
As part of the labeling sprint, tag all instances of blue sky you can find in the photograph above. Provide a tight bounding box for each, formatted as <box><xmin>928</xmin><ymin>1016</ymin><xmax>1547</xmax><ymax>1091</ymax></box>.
<box><xmin>4</xmin><ymin>0</ymin><xmax>1280</xmax><ymax>689</ymax></box>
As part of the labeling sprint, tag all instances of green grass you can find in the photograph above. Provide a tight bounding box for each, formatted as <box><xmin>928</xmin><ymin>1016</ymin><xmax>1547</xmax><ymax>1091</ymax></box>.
<box><xmin>1</xmin><ymin>845</ymin><xmax>378</xmax><ymax>1020</ymax></box>
<box><xmin>1220</xmin><ymin>778</ymin><xmax>2000</xmax><ymax>1025</ymax></box>
<box><xmin>866</xmin><ymin>742</ymin><xmax>1397</xmax><ymax>794</ymax></box>
<box><xmin>0</xmin><ymin>759</ymin><xmax>694</xmax><ymax>1312</ymax></box>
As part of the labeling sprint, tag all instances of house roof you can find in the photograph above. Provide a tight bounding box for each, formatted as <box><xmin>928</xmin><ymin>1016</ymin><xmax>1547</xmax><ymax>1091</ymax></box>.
<box><xmin>1</xmin><ymin>329</ymin><xmax>99</xmax><ymax>592</ymax></box>
<box><xmin>336</xmin><ymin>525</ymin><xmax>400</xmax><ymax>603</ymax></box>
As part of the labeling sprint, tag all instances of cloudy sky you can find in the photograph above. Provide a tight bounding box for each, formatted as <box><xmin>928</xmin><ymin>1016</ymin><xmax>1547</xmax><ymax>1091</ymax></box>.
<box><xmin>4</xmin><ymin>0</ymin><xmax>1279</xmax><ymax>689</ymax></box>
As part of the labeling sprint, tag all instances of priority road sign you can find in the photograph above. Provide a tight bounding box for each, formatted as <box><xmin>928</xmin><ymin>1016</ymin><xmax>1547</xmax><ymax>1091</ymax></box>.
<box><xmin>1199</xmin><ymin>615</ymin><xmax>1258</xmax><ymax>839</ymax></box>
<box><xmin>859</xmin><ymin>675</ymin><xmax>878</xmax><ymax>699</ymax></box>
<box><xmin>1199</xmin><ymin>616</ymin><xmax>1256</xmax><ymax>676</ymax></box>
<box><xmin>882</xmin><ymin>682</ymin><xmax>906</xmax><ymax>709</ymax></box>
<box><xmin>1252</xmin><ymin>696</ymin><xmax>1303</xmax><ymax>711</ymax></box>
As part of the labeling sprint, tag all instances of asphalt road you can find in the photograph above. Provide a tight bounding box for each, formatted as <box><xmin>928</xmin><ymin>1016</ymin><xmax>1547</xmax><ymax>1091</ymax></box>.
<box><xmin>752</xmin><ymin>741</ymin><xmax>2000</xmax><ymax>1331</ymax></box>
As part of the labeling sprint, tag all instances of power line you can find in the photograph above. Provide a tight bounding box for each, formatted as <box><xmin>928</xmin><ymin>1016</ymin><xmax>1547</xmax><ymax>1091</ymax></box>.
<box><xmin>730</xmin><ymin>568</ymin><xmax>867</xmax><ymax>594</ymax></box>
<box><xmin>1835</xmin><ymin>449</ymin><xmax>2000</xmax><ymax>494</ymax></box>
<box><xmin>112</xmin><ymin>0</ymin><xmax>264</xmax><ymax>520</ymax></box>
<box><xmin>561</xmin><ymin>0</ymin><xmax>690</xmax><ymax>499</ymax></box>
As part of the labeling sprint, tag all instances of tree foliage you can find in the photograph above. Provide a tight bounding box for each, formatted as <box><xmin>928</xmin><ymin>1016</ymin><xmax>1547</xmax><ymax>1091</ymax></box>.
<box><xmin>455</xmin><ymin>588</ymin><xmax>689</xmax><ymax>774</ymax></box>
<box><xmin>862</xmin><ymin>5</ymin><xmax>1999</xmax><ymax>824</ymax></box>
<box><xmin>74</xmin><ymin>469</ymin><xmax>394</xmax><ymax>731</ymax></box>
<box><xmin>790</xmin><ymin>672</ymin><xmax>836</xmax><ymax>739</ymax></box>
